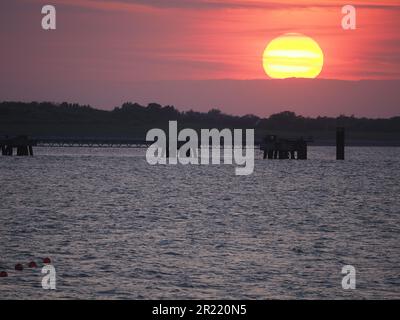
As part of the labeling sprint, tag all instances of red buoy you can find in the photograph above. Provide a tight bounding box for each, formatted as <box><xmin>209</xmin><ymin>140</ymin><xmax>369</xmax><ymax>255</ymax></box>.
<box><xmin>28</xmin><ymin>261</ymin><xmax>38</xmax><ymax>268</ymax></box>
<box><xmin>43</xmin><ymin>257</ymin><xmax>51</xmax><ymax>264</ymax></box>
<box><xmin>0</xmin><ymin>271</ymin><xmax>8</xmax><ymax>277</ymax></box>
<box><xmin>15</xmin><ymin>263</ymin><xmax>23</xmax><ymax>271</ymax></box>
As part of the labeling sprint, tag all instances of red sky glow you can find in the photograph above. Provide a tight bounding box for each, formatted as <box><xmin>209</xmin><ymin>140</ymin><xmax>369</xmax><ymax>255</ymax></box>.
<box><xmin>1</xmin><ymin>0</ymin><xmax>399</xmax><ymax>116</ymax></box>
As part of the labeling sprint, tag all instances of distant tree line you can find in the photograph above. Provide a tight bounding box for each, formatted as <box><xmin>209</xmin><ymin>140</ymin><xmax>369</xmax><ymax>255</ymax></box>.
<box><xmin>0</xmin><ymin>101</ymin><xmax>399</xmax><ymax>142</ymax></box>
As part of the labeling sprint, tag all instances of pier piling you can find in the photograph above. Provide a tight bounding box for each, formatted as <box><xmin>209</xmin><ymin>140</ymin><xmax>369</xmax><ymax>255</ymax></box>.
<box><xmin>336</xmin><ymin>127</ymin><xmax>345</xmax><ymax>160</ymax></box>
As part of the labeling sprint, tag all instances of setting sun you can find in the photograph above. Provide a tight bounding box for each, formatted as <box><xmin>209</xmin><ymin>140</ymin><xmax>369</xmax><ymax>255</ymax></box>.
<box><xmin>263</xmin><ymin>33</ymin><xmax>324</xmax><ymax>79</ymax></box>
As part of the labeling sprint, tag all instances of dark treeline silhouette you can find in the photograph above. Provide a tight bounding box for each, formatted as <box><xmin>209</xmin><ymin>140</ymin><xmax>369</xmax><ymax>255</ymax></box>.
<box><xmin>1</xmin><ymin>101</ymin><xmax>399</xmax><ymax>145</ymax></box>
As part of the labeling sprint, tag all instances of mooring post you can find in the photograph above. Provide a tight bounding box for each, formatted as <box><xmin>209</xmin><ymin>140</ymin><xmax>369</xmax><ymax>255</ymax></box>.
<box><xmin>336</xmin><ymin>127</ymin><xmax>345</xmax><ymax>160</ymax></box>
<box><xmin>29</xmin><ymin>145</ymin><xmax>34</xmax><ymax>156</ymax></box>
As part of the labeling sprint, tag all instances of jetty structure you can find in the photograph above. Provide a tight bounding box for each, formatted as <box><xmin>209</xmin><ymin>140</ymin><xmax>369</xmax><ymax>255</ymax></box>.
<box><xmin>0</xmin><ymin>135</ymin><xmax>36</xmax><ymax>156</ymax></box>
<box><xmin>260</xmin><ymin>127</ymin><xmax>346</xmax><ymax>160</ymax></box>
<box><xmin>260</xmin><ymin>135</ymin><xmax>310</xmax><ymax>160</ymax></box>
<box><xmin>1</xmin><ymin>128</ymin><xmax>346</xmax><ymax>159</ymax></box>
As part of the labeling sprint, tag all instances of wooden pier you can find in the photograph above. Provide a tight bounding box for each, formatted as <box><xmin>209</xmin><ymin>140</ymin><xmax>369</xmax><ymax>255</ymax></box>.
<box><xmin>0</xmin><ymin>136</ymin><xmax>36</xmax><ymax>156</ymax></box>
<box><xmin>1</xmin><ymin>129</ymin><xmax>345</xmax><ymax>161</ymax></box>
<box><xmin>34</xmin><ymin>138</ymin><xmax>152</xmax><ymax>148</ymax></box>
<box><xmin>260</xmin><ymin>135</ymin><xmax>310</xmax><ymax>160</ymax></box>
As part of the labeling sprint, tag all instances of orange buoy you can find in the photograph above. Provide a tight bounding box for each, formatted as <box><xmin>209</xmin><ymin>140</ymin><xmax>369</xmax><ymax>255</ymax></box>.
<box><xmin>15</xmin><ymin>264</ymin><xmax>23</xmax><ymax>271</ymax></box>
<box><xmin>0</xmin><ymin>271</ymin><xmax>8</xmax><ymax>277</ymax></box>
<box><xmin>28</xmin><ymin>261</ymin><xmax>38</xmax><ymax>268</ymax></box>
<box><xmin>43</xmin><ymin>257</ymin><xmax>51</xmax><ymax>264</ymax></box>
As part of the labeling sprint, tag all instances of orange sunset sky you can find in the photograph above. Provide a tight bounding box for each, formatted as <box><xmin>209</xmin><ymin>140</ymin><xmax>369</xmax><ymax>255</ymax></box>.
<box><xmin>1</xmin><ymin>0</ymin><xmax>400</xmax><ymax>116</ymax></box>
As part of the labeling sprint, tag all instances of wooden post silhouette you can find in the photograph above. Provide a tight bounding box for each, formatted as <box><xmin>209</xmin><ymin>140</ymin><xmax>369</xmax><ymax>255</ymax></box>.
<box><xmin>336</xmin><ymin>127</ymin><xmax>345</xmax><ymax>160</ymax></box>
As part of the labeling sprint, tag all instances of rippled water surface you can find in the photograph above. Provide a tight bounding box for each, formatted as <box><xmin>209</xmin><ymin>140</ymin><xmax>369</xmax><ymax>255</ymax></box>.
<box><xmin>1</xmin><ymin>147</ymin><xmax>399</xmax><ymax>299</ymax></box>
